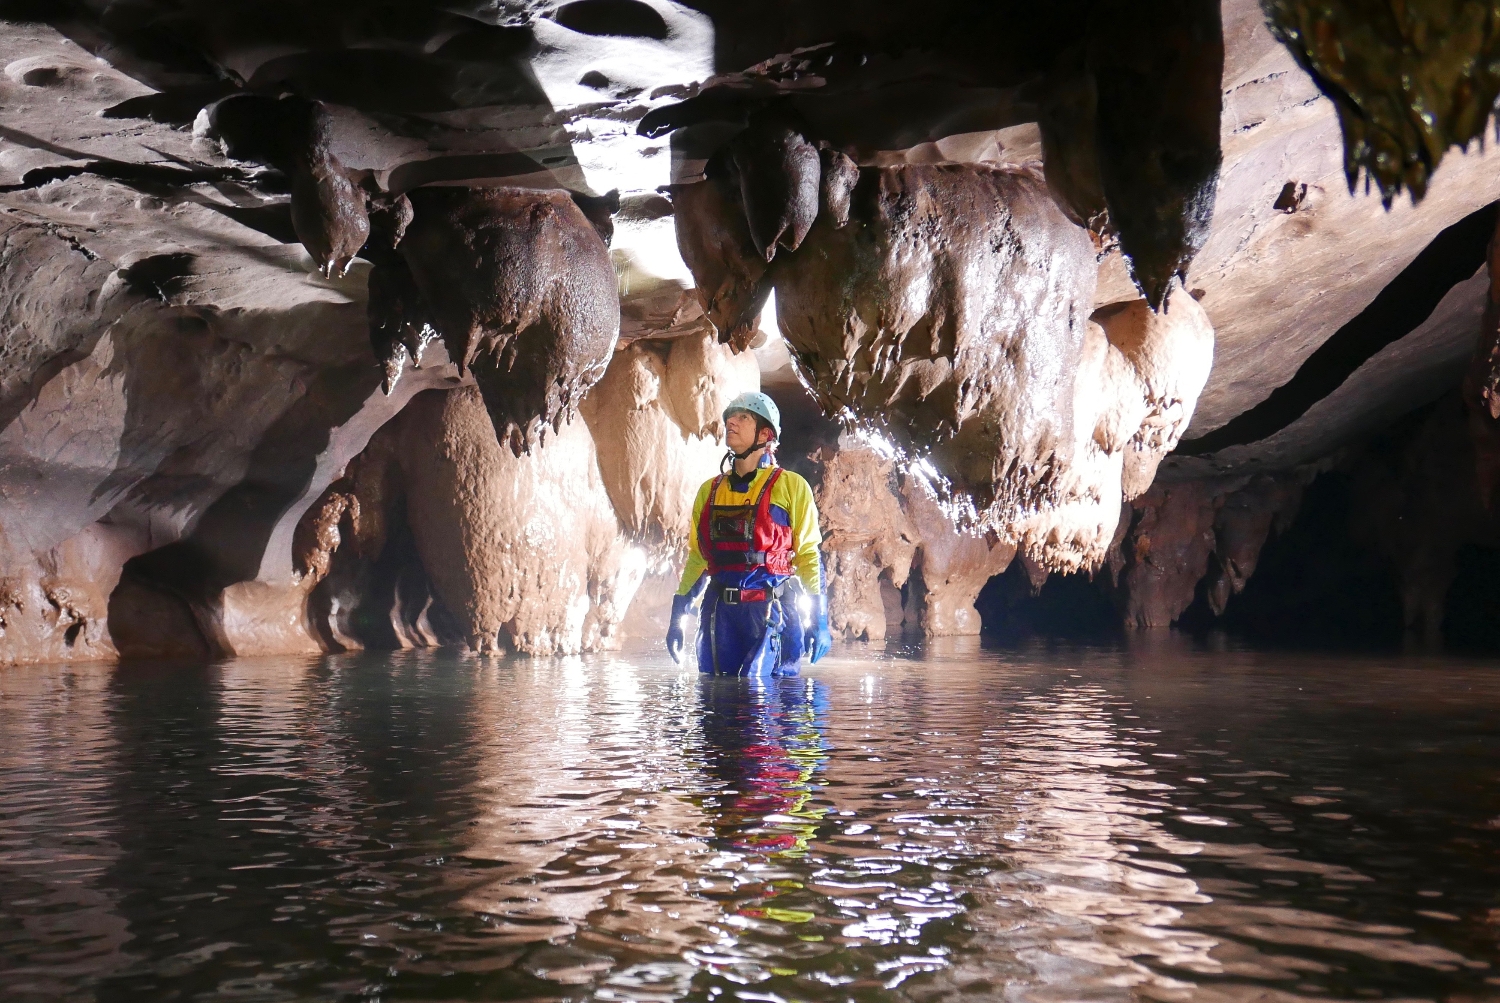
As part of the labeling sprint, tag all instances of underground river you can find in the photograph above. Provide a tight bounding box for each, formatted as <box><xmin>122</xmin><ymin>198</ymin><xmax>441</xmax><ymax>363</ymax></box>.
<box><xmin>2</xmin><ymin>640</ymin><xmax>1498</xmax><ymax>1001</ymax></box>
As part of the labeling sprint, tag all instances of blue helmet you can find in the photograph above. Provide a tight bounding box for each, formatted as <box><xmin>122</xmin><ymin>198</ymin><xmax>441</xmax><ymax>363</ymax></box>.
<box><xmin>723</xmin><ymin>391</ymin><xmax>781</xmax><ymax>441</ymax></box>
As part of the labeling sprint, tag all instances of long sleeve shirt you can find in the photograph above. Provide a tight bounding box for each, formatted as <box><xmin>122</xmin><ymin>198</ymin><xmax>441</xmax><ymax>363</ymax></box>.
<box><xmin>676</xmin><ymin>463</ymin><xmax>823</xmax><ymax>595</ymax></box>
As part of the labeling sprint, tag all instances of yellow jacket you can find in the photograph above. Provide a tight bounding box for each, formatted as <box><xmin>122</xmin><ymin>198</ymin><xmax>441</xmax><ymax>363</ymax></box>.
<box><xmin>676</xmin><ymin>464</ymin><xmax>822</xmax><ymax>595</ymax></box>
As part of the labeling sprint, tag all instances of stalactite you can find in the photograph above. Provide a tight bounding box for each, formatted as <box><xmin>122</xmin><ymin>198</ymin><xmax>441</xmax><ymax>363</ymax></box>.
<box><xmin>370</xmin><ymin>187</ymin><xmax>621</xmax><ymax>455</ymax></box>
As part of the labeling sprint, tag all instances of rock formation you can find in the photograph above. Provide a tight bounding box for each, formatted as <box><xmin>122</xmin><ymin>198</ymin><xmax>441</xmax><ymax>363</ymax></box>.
<box><xmin>206</xmin><ymin>94</ymin><xmax>372</xmax><ymax>279</ymax></box>
<box><xmin>1263</xmin><ymin>0</ymin><xmax>1500</xmax><ymax>204</ymax></box>
<box><xmin>640</xmin><ymin>1</ymin><xmax>1226</xmax><ymax>308</ymax></box>
<box><xmin>675</xmin><ymin>155</ymin><xmax>1215</xmax><ymax>571</ymax></box>
<box><xmin>668</xmin><ymin>168</ymin><xmax>773</xmax><ymax>352</ymax></box>
<box><xmin>374</xmin><ymin>387</ymin><xmax>642</xmax><ymax>655</ymax></box>
<box><xmin>814</xmin><ymin>437</ymin><xmax>1035</xmax><ymax>639</ymax></box>
<box><xmin>1100</xmin><ymin>473</ymin><xmax>1304</xmax><ymax>630</ymax></box>
<box><xmin>371</xmin><ymin>187</ymin><xmax>622</xmax><ymax>456</ymax></box>
<box><xmin>579</xmin><ymin>326</ymin><xmax>761</xmax><ymax>553</ymax></box>
<box><xmin>288</xmin><ymin>326</ymin><xmax>760</xmax><ymax>658</ymax></box>
<box><xmin>815</xmin><ymin>442</ymin><xmax>918</xmax><ymax>640</ymax></box>
<box><xmin>1204</xmin><ymin>474</ymin><xmax>1304</xmax><ymax>616</ymax></box>
<box><xmin>0</xmin><ymin>169</ymin><xmax>463</xmax><ymax>666</ymax></box>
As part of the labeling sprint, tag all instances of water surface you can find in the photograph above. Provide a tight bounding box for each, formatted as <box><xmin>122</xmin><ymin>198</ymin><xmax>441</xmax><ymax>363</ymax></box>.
<box><xmin>3</xmin><ymin>639</ymin><xmax>1499</xmax><ymax>1001</ymax></box>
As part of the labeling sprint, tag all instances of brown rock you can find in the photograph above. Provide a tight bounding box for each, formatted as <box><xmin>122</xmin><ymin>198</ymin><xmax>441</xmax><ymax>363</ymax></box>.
<box><xmin>0</xmin><ymin>174</ymin><xmax>461</xmax><ymax>666</ymax></box>
<box><xmin>776</xmin><ymin>163</ymin><xmax>1097</xmax><ymax>519</ymax></box>
<box><xmin>290</xmin><ymin>157</ymin><xmax>369</xmax><ymax>280</ymax></box>
<box><xmin>726</xmin><ymin>116</ymin><xmax>822</xmax><ymax>260</ymax></box>
<box><xmin>670</xmin><ymin>170</ymin><xmax>771</xmax><ymax>351</ymax></box>
<box><xmin>382</xmin><ymin>187</ymin><xmax>621</xmax><ymax>455</ymax></box>
<box><xmin>1087</xmin><ymin>0</ymin><xmax>1223</xmax><ymax>308</ymax></box>
<box><xmin>815</xmin><ymin>441</ymin><xmax>918</xmax><ymax>640</ymax></box>
<box><xmin>1206</xmin><ymin>475</ymin><xmax>1303</xmax><ymax>616</ymax></box>
<box><xmin>396</xmin><ymin>387</ymin><xmax>642</xmax><ymax>655</ymax></box>
<box><xmin>816</xmin><ymin>438</ymin><xmax>1016</xmax><ymax>638</ymax></box>
<box><xmin>1351</xmin><ymin>393</ymin><xmax>1495</xmax><ymax>647</ymax></box>
<box><xmin>902</xmin><ymin>479</ymin><xmax>1016</xmax><ymax>636</ymax></box>
<box><xmin>1108</xmin><ymin>471</ymin><xmax>1303</xmax><ymax>628</ymax></box>
<box><xmin>1116</xmin><ymin>481</ymin><xmax>1221</xmax><ymax>628</ymax></box>
<box><xmin>1092</xmin><ymin>294</ymin><xmax>1217</xmax><ymax>498</ymax></box>
<box><xmin>580</xmin><ymin>328</ymin><xmax>760</xmax><ymax>552</ymax></box>
<box><xmin>673</xmin><ymin>157</ymin><xmax>1215</xmax><ymax>574</ymax></box>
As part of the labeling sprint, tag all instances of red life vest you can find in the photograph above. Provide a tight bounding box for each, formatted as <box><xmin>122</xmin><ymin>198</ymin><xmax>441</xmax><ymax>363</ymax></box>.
<box><xmin>698</xmin><ymin>467</ymin><xmax>794</xmax><ymax>577</ymax></box>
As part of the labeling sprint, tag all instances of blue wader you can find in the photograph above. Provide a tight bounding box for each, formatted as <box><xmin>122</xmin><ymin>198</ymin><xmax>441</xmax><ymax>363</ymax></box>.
<box><xmin>697</xmin><ymin>580</ymin><xmax>805</xmax><ymax>677</ymax></box>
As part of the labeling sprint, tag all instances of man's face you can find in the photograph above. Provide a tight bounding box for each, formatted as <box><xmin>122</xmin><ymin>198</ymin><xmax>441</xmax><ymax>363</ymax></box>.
<box><xmin>725</xmin><ymin>410</ymin><xmax>765</xmax><ymax>454</ymax></box>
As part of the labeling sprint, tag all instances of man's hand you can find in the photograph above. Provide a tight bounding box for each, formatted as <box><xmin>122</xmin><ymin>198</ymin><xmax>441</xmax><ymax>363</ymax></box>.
<box><xmin>805</xmin><ymin>592</ymin><xmax>832</xmax><ymax>663</ymax></box>
<box><xmin>665</xmin><ymin>592</ymin><xmax>693</xmax><ymax>663</ymax></box>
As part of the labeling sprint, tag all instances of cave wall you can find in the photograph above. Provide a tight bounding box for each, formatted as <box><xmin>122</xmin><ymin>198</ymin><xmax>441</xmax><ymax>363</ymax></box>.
<box><xmin>0</xmin><ymin>176</ymin><xmax>466</xmax><ymax>665</ymax></box>
<box><xmin>0</xmin><ymin>172</ymin><xmax>753</xmax><ymax>665</ymax></box>
<box><xmin>292</xmin><ymin>326</ymin><xmax>761</xmax><ymax>659</ymax></box>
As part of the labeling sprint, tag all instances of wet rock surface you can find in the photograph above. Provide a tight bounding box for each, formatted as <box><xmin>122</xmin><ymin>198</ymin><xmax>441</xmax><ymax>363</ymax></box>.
<box><xmin>373</xmin><ymin>186</ymin><xmax>621</xmax><ymax>454</ymax></box>
<box><xmin>0</xmin><ymin>173</ymin><xmax>464</xmax><ymax>665</ymax></box>
<box><xmin>579</xmin><ymin>327</ymin><xmax>760</xmax><ymax>553</ymax></box>
<box><xmin>1263</xmin><ymin>0</ymin><xmax>1500</xmax><ymax>204</ymax></box>
<box><xmin>674</xmin><ymin>157</ymin><xmax>1215</xmax><ymax>571</ymax></box>
<box><xmin>356</xmin><ymin>387</ymin><xmax>642</xmax><ymax>655</ymax></box>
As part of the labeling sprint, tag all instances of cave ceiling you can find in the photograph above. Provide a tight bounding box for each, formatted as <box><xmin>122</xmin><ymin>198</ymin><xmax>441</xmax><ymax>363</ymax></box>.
<box><xmin>3</xmin><ymin>0</ymin><xmax>1500</xmax><ymax>481</ymax></box>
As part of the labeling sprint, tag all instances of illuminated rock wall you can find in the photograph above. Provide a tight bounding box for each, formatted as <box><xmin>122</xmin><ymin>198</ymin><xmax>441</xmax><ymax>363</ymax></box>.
<box><xmin>675</xmin><ymin>158</ymin><xmax>1216</xmax><ymax>576</ymax></box>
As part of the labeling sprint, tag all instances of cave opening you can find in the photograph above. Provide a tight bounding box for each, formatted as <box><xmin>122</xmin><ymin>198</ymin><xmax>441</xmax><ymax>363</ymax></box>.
<box><xmin>975</xmin><ymin>560</ymin><xmax>1123</xmax><ymax>644</ymax></box>
<box><xmin>1175</xmin><ymin>471</ymin><xmax>1407</xmax><ymax>650</ymax></box>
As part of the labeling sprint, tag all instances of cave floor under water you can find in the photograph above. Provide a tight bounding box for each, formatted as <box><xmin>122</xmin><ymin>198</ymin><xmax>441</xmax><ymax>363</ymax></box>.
<box><xmin>3</xmin><ymin>639</ymin><xmax>1500</xmax><ymax>1002</ymax></box>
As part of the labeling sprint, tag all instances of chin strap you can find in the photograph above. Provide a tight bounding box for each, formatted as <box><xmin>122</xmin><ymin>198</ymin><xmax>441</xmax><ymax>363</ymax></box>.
<box><xmin>721</xmin><ymin>443</ymin><xmax>774</xmax><ymax>473</ymax></box>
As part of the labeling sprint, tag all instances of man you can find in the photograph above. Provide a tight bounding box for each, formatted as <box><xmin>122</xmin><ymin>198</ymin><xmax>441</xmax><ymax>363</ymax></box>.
<box><xmin>666</xmin><ymin>392</ymin><xmax>833</xmax><ymax>675</ymax></box>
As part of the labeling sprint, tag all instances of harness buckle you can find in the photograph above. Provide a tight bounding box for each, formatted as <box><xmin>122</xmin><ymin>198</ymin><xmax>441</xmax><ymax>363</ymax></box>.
<box><xmin>722</xmin><ymin>587</ymin><xmax>740</xmax><ymax>605</ymax></box>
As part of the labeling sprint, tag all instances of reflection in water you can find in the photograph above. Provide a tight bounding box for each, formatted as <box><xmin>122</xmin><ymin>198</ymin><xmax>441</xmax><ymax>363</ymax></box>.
<box><xmin>696</xmin><ymin>677</ymin><xmax>829</xmax><ymax>857</ymax></box>
<box><xmin>1</xmin><ymin>642</ymin><xmax>1499</xmax><ymax>1001</ymax></box>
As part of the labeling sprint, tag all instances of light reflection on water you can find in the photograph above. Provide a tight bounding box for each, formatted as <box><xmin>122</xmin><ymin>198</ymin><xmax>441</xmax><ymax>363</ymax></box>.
<box><xmin>2</xmin><ymin>639</ymin><xmax>1499</xmax><ymax>1001</ymax></box>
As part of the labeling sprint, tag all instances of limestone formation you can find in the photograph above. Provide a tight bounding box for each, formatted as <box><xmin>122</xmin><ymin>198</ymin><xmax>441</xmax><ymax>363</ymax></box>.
<box><xmin>640</xmin><ymin>0</ymin><xmax>1226</xmax><ymax>308</ymax></box>
<box><xmin>1091</xmin><ymin>294</ymin><xmax>1217</xmax><ymax>498</ymax></box>
<box><xmin>669</xmin><ymin>169</ymin><xmax>772</xmax><ymax>352</ymax></box>
<box><xmin>1107</xmin><ymin>473</ymin><xmax>1304</xmax><ymax>629</ymax></box>
<box><xmin>1263</xmin><ymin>0</ymin><xmax>1500</xmax><ymax>204</ymax></box>
<box><xmin>372</xmin><ymin>187</ymin><xmax>622</xmax><ymax>455</ymax></box>
<box><xmin>1084</xmin><ymin>0</ymin><xmax>1223</xmax><ymax>308</ymax></box>
<box><xmin>7</xmin><ymin>4</ymin><xmax>1500</xmax><ymax>663</ymax></box>
<box><xmin>207</xmin><ymin>95</ymin><xmax>370</xmax><ymax>278</ymax></box>
<box><xmin>902</xmin><ymin>478</ymin><xmax>1018</xmax><ymax>635</ymax></box>
<box><xmin>292</xmin><ymin>483</ymin><xmax>360</xmax><ymax>587</ymax></box>
<box><xmin>727</xmin><ymin>116</ymin><xmax>822</xmax><ymax>261</ymax></box>
<box><xmin>293</xmin><ymin>324</ymin><xmax>761</xmax><ymax>658</ymax></box>
<box><xmin>580</xmin><ymin>327</ymin><xmax>761</xmax><ymax>552</ymax></box>
<box><xmin>676</xmin><ymin>153</ymin><xmax>1214</xmax><ymax>573</ymax></box>
<box><xmin>1206</xmin><ymin>475</ymin><xmax>1303</xmax><ymax>616</ymax></box>
<box><xmin>1114</xmin><ymin>481</ymin><xmax>1221</xmax><ymax>629</ymax></box>
<box><xmin>0</xmin><ymin>172</ymin><xmax>462</xmax><ymax>666</ymax></box>
<box><xmin>814</xmin><ymin>438</ymin><xmax>1018</xmax><ymax>638</ymax></box>
<box><xmin>396</xmin><ymin>387</ymin><xmax>642</xmax><ymax>655</ymax></box>
<box><xmin>772</xmin><ymin>163</ymin><xmax>1100</xmax><ymax>528</ymax></box>
<box><xmin>815</xmin><ymin>442</ymin><xmax>918</xmax><ymax>640</ymax></box>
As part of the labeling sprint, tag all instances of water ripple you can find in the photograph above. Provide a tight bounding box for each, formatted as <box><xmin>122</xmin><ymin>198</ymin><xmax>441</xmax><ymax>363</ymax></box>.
<box><xmin>0</xmin><ymin>645</ymin><xmax>1498</xmax><ymax>1000</ymax></box>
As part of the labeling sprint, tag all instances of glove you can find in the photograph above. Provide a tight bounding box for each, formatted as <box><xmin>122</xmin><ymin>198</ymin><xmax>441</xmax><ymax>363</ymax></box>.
<box><xmin>665</xmin><ymin>592</ymin><xmax>693</xmax><ymax>664</ymax></box>
<box><xmin>805</xmin><ymin>592</ymin><xmax>832</xmax><ymax>664</ymax></box>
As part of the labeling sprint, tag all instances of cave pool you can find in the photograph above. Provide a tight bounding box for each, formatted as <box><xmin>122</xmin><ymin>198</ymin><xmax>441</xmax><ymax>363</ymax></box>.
<box><xmin>3</xmin><ymin>640</ymin><xmax>1498</xmax><ymax>1001</ymax></box>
